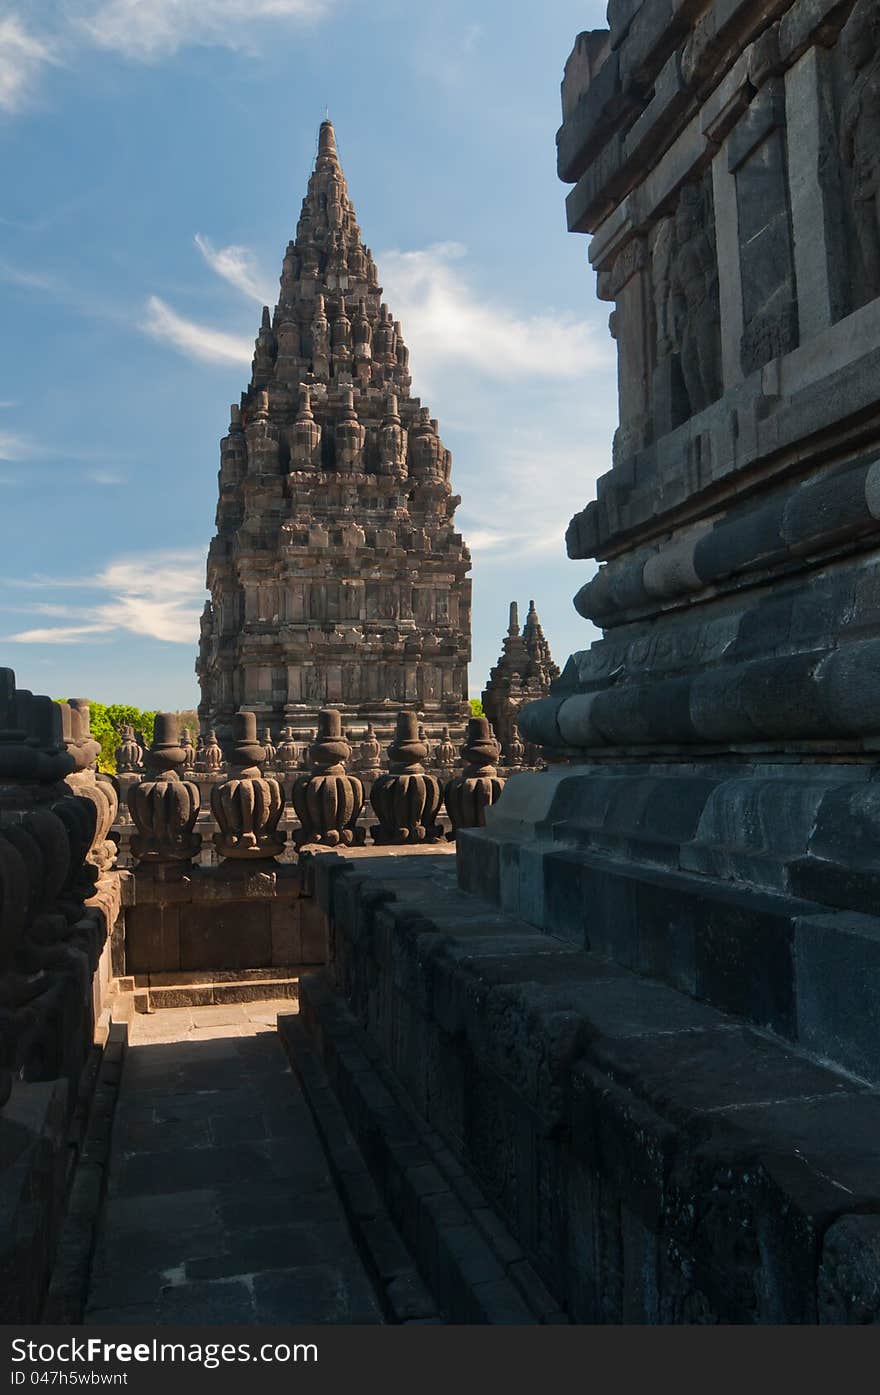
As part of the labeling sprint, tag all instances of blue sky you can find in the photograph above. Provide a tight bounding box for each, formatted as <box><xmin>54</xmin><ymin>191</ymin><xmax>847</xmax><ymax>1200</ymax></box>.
<box><xmin>0</xmin><ymin>0</ymin><xmax>614</xmax><ymax>710</ymax></box>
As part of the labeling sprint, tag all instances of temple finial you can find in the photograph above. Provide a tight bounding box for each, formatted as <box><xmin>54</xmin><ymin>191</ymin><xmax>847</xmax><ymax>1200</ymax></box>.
<box><xmin>318</xmin><ymin>118</ymin><xmax>337</xmax><ymax>161</ymax></box>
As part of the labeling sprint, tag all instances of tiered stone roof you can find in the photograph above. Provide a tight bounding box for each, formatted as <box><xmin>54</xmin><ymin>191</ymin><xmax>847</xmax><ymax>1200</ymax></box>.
<box><xmin>197</xmin><ymin>120</ymin><xmax>472</xmax><ymax>742</ymax></box>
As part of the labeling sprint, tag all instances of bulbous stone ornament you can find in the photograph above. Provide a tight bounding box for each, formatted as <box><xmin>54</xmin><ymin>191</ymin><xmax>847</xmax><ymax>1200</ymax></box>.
<box><xmin>115</xmin><ymin>724</ymin><xmax>143</xmax><ymax>774</ymax></box>
<box><xmin>203</xmin><ymin>729</ymin><xmax>224</xmax><ymax>774</ymax></box>
<box><xmin>370</xmin><ymin>711</ymin><xmax>442</xmax><ymax>845</ymax></box>
<box><xmin>444</xmin><ymin>717</ymin><xmax>505</xmax><ymax>838</ymax></box>
<box><xmin>291</xmin><ymin>708</ymin><xmax>364</xmax><ymax>848</ymax></box>
<box><xmin>127</xmin><ymin>714</ymin><xmax>202</xmax><ymax>864</ymax></box>
<box><xmin>210</xmin><ymin>712</ymin><xmax>285</xmax><ymax>861</ymax></box>
<box><xmin>276</xmin><ymin>726</ymin><xmax>300</xmax><ymax>773</ymax></box>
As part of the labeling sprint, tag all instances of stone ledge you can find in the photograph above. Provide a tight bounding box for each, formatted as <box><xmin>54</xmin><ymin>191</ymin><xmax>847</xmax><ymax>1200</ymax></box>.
<box><xmin>277</xmin><ymin>1011</ymin><xmax>443</xmax><ymax>1323</ymax></box>
<box><xmin>42</xmin><ymin>1021</ymin><xmax>129</xmax><ymax>1323</ymax></box>
<box><xmin>314</xmin><ymin>851</ymin><xmax>880</xmax><ymax>1321</ymax></box>
<box><xmin>288</xmin><ymin>979</ymin><xmax>566</xmax><ymax>1323</ymax></box>
<box><xmin>456</xmin><ymin>768</ymin><xmax>880</xmax><ymax>1084</ymax></box>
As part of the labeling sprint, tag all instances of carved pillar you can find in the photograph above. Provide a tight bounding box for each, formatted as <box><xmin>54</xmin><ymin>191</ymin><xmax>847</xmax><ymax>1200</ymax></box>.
<box><xmin>291</xmin><ymin>708</ymin><xmax>364</xmax><ymax>848</ymax></box>
<box><xmin>369</xmin><ymin>711</ymin><xmax>442</xmax><ymax>845</ymax></box>
<box><xmin>598</xmin><ymin>236</ymin><xmax>653</xmax><ymax>461</ymax></box>
<box><xmin>711</xmin><ymin>150</ymin><xmax>746</xmax><ymax>392</ymax></box>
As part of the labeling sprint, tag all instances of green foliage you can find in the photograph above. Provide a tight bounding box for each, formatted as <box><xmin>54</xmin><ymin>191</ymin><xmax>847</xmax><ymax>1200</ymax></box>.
<box><xmin>469</xmin><ymin>698</ymin><xmax>485</xmax><ymax>718</ymax></box>
<box><xmin>56</xmin><ymin>699</ymin><xmax>157</xmax><ymax>774</ymax></box>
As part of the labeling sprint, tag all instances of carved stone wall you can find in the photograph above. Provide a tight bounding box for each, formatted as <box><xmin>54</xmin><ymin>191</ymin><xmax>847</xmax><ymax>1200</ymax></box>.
<box><xmin>521</xmin><ymin>0</ymin><xmax>880</xmax><ymax>771</ymax></box>
<box><xmin>455</xmin><ymin>2</ymin><xmax>880</xmax><ymax>1288</ymax></box>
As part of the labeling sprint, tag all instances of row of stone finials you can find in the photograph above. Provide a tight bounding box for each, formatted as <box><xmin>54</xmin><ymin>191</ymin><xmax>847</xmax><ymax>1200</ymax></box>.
<box><xmin>128</xmin><ymin>709</ymin><xmax>512</xmax><ymax>860</ymax></box>
<box><xmin>116</xmin><ymin>715</ymin><xmax>528</xmax><ymax>777</ymax></box>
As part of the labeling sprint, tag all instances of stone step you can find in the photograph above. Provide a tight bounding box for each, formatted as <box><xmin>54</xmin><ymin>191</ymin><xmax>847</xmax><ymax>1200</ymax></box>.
<box><xmin>130</xmin><ymin>975</ymin><xmax>301</xmax><ymax>1011</ymax></box>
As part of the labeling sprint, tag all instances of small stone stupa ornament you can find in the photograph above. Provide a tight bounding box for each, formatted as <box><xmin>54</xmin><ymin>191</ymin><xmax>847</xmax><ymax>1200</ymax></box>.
<box><xmin>289</xmin><ymin>384</ymin><xmax>322</xmax><ymax>471</ymax></box>
<box><xmin>357</xmin><ymin>722</ymin><xmax>382</xmax><ymax>777</ymax></box>
<box><xmin>115</xmin><ymin>723</ymin><xmax>143</xmax><ymax>774</ymax></box>
<box><xmin>276</xmin><ymin>726</ymin><xmax>300</xmax><ymax>772</ymax></box>
<box><xmin>291</xmin><ymin>708</ymin><xmax>364</xmax><ymax>847</ymax></box>
<box><xmin>127</xmin><ymin>714</ymin><xmax>202</xmax><ymax>864</ymax></box>
<box><xmin>210</xmin><ymin>711</ymin><xmax>285</xmax><ymax>860</ymax></box>
<box><xmin>505</xmin><ymin>721</ymin><xmax>525</xmax><ymax>768</ymax></box>
<box><xmin>203</xmin><ymin>729</ymin><xmax>224</xmax><ymax>775</ymax></box>
<box><xmin>181</xmin><ymin>726</ymin><xmax>196</xmax><ymax>773</ymax></box>
<box><xmin>369</xmin><ymin>710</ymin><xmax>442</xmax><ymax>844</ymax></box>
<box><xmin>444</xmin><ymin>717</ymin><xmax>505</xmax><ymax>838</ymax></box>
<box><xmin>433</xmin><ymin>726</ymin><xmax>457</xmax><ymax>771</ymax></box>
<box><xmin>262</xmin><ymin>727</ymin><xmax>277</xmax><ymax>769</ymax></box>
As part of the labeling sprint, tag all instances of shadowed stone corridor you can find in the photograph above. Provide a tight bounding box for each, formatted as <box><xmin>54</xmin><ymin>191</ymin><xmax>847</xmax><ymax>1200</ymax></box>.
<box><xmin>84</xmin><ymin>1003</ymin><xmax>384</xmax><ymax>1324</ymax></box>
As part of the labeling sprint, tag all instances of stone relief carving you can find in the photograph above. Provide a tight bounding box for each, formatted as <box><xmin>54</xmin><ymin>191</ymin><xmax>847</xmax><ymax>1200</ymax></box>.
<box><xmin>840</xmin><ymin>0</ymin><xmax>880</xmax><ymax>301</ymax></box>
<box><xmin>668</xmin><ymin>178</ymin><xmax>722</xmax><ymax>417</ymax></box>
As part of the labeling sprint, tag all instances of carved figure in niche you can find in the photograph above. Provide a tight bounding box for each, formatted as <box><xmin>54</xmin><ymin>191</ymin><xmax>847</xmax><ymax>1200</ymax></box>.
<box><xmin>840</xmin><ymin>0</ymin><xmax>880</xmax><ymax>299</ymax></box>
<box><xmin>669</xmin><ymin>181</ymin><xmax>721</xmax><ymax>415</ymax></box>
<box><xmin>651</xmin><ymin>217</ymin><xmax>676</xmax><ymax>362</ymax></box>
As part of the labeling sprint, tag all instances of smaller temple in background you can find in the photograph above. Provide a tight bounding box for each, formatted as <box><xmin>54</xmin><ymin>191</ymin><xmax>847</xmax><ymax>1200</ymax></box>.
<box><xmin>481</xmin><ymin>600</ymin><xmax>559</xmax><ymax>763</ymax></box>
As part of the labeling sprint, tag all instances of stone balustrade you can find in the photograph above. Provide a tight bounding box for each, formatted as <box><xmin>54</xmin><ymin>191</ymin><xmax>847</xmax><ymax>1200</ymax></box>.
<box><xmin>111</xmin><ymin>706</ymin><xmax>539</xmax><ymax>864</ymax></box>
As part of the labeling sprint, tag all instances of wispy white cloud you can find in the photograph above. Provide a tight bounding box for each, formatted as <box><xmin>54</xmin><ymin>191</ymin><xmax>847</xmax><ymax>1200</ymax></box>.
<box><xmin>85</xmin><ymin>468</ymin><xmax>125</xmax><ymax>485</ymax></box>
<box><xmin>0</xmin><ymin>15</ymin><xmax>59</xmax><ymax>114</ymax></box>
<box><xmin>378</xmin><ymin>242</ymin><xmax>607</xmax><ymax>389</ymax></box>
<box><xmin>9</xmin><ymin>622</ymin><xmax>110</xmax><ymax>645</ymax></box>
<box><xmin>74</xmin><ymin>0</ymin><xmax>331</xmax><ymax>60</ymax></box>
<box><xmin>0</xmin><ymin>0</ymin><xmax>335</xmax><ymax>116</ymax></box>
<box><xmin>195</xmin><ymin>234</ymin><xmax>275</xmax><ymax>305</ymax></box>
<box><xmin>0</xmin><ymin>259</ymin><xmax>53</xmax><ymax>290</ymax></box>
<box><xmin>5</xmin><ymin>548</ymin><xmax>206</xmax><ymax>645</ymax></box>
<box><xmin>414</xmin><ymin>21</ymin><xmax>483</xmax><ymax>90</ymax></box>
<box><xmin>0</xmin><ymin>430</ymin><xmax>34</xmax><ymax>462</ymax></box>
<box><xmin>139</xmin><ymin>295</ymin><xmax>252</xmax><ymax>366</ymax></box>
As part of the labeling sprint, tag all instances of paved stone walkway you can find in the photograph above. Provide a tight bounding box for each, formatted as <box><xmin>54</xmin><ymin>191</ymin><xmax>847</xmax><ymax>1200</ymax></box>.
<box><xmin>84</xmin><ymin>1002</ymin><xmax>384</xmax><ymax>1323</ymax></box>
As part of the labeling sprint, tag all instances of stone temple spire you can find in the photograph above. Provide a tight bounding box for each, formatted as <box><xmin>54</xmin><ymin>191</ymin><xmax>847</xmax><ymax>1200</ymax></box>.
<box><xmin>197</xmin><ymin>119</ymin><xmax>471</xmax><ymax>747</ymax></box>
<box><xmin>522</xmin><ymin>600</ymin><xmax>559</xmax><ymax>684</ymax></box>
<box><xmin>481</xmin><ymin>600</ymin><xmax>558</xmax><ymax>761</ymax></box>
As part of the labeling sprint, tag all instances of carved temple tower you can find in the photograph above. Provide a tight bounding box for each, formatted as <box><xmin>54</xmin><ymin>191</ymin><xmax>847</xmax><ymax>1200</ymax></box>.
<box><xmin>482</xmin><ymin>601</ymin><xmax>559</xmax><ymax>760</ymax></box>
<box><xmin>197</xmin><ymin>120</ymin><xmax>472</xmax><ymax>743</ymax></box>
